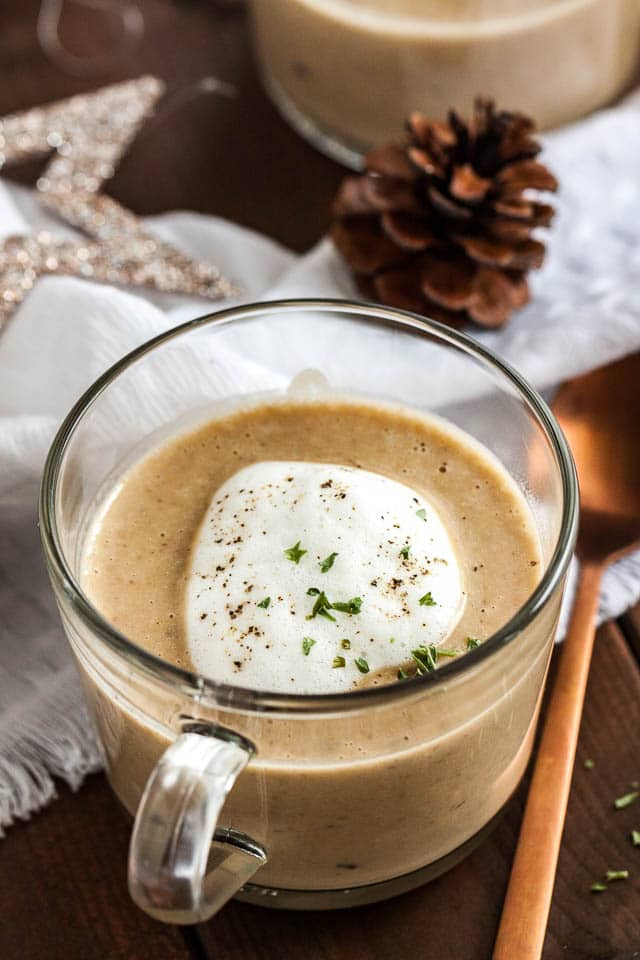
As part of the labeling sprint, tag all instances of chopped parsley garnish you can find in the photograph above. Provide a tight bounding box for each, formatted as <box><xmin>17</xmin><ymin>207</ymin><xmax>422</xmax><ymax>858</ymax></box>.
<box><xmin>615</xmin><ymin>791</ymin><xmax>639</xmax><ymax>810</ymax></box>
<box><xmin>591</xmin><ymin>869</ymin><xmax>631</xmax><ymax>891</ymax></box>
<box><xmin>302</xmin><ymin>637</ymin><xmax>316</xmax><ymax>656</ymax></box>
<box><xmin>419</xmin><ymin>591</ymin><xmax>436</xmax><ymax>607</ymax></box>
<box><xmin>332</xmin><ymin>656</ymin><xmax>346</xmax><ymax>669</ymax></box>
<box><xmin>466</xmin><ymin>637</ymin><xmax>480</xmax><ymax>650</ymax></box>
<box><xmin>317</xmin><ymin>609</ymin><xmax>337</xmax><ymax>622</ymax></box>
<box><xmin>399</xmin><ymin>545</ymin><xmax>411</xmax><ymax>559</ymax></box>
<box><xmin>341</xmin><ymin>638</ymin><xmax>351</xmax><ymax>650</ymax></box>
<box><xmin>320</xmin><ymin>552</ymin><xmax>338</xmax><ymax>573</ymax></box>
<box><xmin>389</xmin><ymin>636</ymin><xmax>396</xmax><ymax>644</ymax></box>
<box><xmin>397</xmin><ymin>668</ymin><xmax>409</xmax><ymax>680</ymax></box>
<box><xmin>257</xmin><ymin>597</ymin><xmax>271</xmax><ymax>609</ymax></box>
<box><xmin>306</xmin><ymin>590</ymin><xmax>336</xmax><ymax>622</ymax></box>
<box><xmin>284</xmin><ymin>540</ymin><xmax>307</xmax><ymax>564</ymax></box>
<box><xmin>354</xmin><ymin>657</ymin><xmax>370</xmax><ymax>674</ymax></box>
<box><xmin>416</xmin><ymin>508</ymin><xmax>427</xmax><ymax>521</ymax></box>
<box><xmin>605</xmin><ymin>870</ymin><xmax>629</xmax><ymax>882</ymax></box>
<box><xmin>332</xmin><ymin>596</ymin><xmax>363</xmax><ymax>615</ymax></box>
<box><xmin>584</xmin><ymin>758</ymin><xmax>595</xmax><ymax>770</ymax></box>
<box><xmin>631</xmin><ymin>830</ymin><xmax>640</xmax><ymax>847</ymax></box>
<box><xmin>306</xmin><ymin>591</ymin><xmax>363</xmax><ymax>619</ymax></box>
<box><xmin>403</xmin><ymin>644</ymin><xmax>457</xmax><ymax>677</ymax></box>
<box><xmin>412</xmin><ymin>645</ymin><xmax>438</xmax><ymax>674</ymax></box>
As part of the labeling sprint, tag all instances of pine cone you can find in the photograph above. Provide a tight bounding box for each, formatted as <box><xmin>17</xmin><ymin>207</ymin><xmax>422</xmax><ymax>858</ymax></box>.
<box><xmin>331</xmin><ymin>98</ymin><xmax>557</xmax><ymax>328</ymax></box>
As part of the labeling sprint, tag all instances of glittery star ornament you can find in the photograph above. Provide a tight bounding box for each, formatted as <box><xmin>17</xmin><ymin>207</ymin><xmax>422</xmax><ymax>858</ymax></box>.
<box><xmin>0</xmin><ymin>76</ymin><xmax>235</xmax><ymax>328</ymax></box>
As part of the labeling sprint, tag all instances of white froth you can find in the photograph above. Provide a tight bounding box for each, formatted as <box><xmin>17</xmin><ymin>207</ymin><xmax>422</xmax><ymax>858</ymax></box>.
<box><xmin>185</xmin><ymin>462</ymin><xmax>464</xmax><ymax>693</ymax></box>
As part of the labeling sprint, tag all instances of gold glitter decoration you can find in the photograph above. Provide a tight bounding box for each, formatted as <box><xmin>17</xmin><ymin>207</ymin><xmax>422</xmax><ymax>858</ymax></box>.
<box><xmin>0</xmin><ymin>76</ymin><xmax>235</xmax><ymax>328</ymax></box>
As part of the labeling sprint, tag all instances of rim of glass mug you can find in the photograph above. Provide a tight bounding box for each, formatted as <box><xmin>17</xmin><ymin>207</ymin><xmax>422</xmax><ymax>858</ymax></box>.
<box><xmin>39</xmin><ymin>298</ymin><xmax>579</xmax><ymax>714</ymax></box>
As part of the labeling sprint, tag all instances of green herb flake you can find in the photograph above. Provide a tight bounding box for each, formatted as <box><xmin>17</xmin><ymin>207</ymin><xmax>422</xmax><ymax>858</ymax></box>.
<box><xmin>583</xmin><ymin>758</ymin><xmax>595</xmax><ymax>770</ymax></box>
<box><xmin>416</xmin><ymin>508</ymin><xmax>427</xmax><ymax>521</ymax></box>
<box><xmin>397</xmin><ymin>668</ymin><xmax>409</xmax><ymax>681</ymax></box>
<box><xmin>332</xmin><ymin>656</ymin><xmax>346</xmax><ymax>669</ymax></box>
<box><xmin>354</xmin><ymin>656</ymin><xmax>370</xmax><ymax>674</ymax></box>
<box><xmin>284</xmin><ymin>540</ymin><xmax>307</xmax><ymax>564</ymax></box>
<box><xmin>590</xmin><ymin>882</ymin><xmax>607</xmax><ymax>893</ymax></box>
<box><xmin>436</xmin><ymin>649</ymin><xmax>457</xmax><ymax>658</ymax></box>
<box><xmin>605</xmin><ymin>870</ymin><xmax>629</xmax><ymax>882</ymax></box>
<box><xmin>319</xmin><ymin>552</ymin><xmax>338</xmax><ymax>573</ymax></box>
<box><xmin>399</xmin><ymin>545</ymin><xmax>411</xmax><ymax>559</ymax></box>
<box><xmin>389</xmin><ymin>636</ymin><xmax>396</xmax><ymax>644</ymax></box>
<box><xmin>412</xmin><ymin>645</ymin><xmax>438</xmax><ymax>675</ymax></box>
<box><xmin>302</xmin><ymin>637</ymin><xmax>316</xmax><ymax>656</ymax></box>
<box><xmin>307</xmin><ymin>587</ymin><xmax>321</xmax><ymax>596</ymax></box>
<box><xmin>306</xmin><ymin>590</ymin><xmax>336</xmax><ymax>622</ymax></box>
<box><xmin>614</xmin><ymin>791</ymin><xmax>639</xmax><ymax>810</ymax></box>
<box><xmin>630</xmin><ymin>830</ymin><xmax>640</xmax><ymax>847</ymax></box>
<box><xmin>332</xmin><ymin>596</ymin><xmax>363</xmax><ymax>615</ymax></box>
<box><xmin>257</xmin><ymin>597</ymin><xmax>271</xmax><ymax>609</ymax></box>
<box><xmin>466</xmin><ymin>637</ymin><xmax>480</xmax><ymax>650</ymax></box>
<box><xmin>340</xmin><ymin>638</ymin><xmax>351</xmax><ymax>650</ymax></box>
<box><xmin>419</xmin><ymin>591</ymin><xmax>436</xmax><ymax>607</ymax></box>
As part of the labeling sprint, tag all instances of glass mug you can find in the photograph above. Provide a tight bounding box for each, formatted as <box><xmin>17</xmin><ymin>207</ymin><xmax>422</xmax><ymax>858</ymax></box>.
<box><xmin>40</xmin><ymin>300</ymin><xmax>578</xmax><ymax>923</ymax></box>
<box><xmin>249</xmin><ymin>0</ymin><xmax>640</xmax><ymax>167</ymax></box>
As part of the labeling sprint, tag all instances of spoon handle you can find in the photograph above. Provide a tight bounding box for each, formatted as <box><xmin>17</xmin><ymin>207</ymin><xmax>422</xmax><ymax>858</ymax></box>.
<box><xmin>492</xmin><ymin>561</ymin><xmax>603</xmax><ymax>960</ymax></box>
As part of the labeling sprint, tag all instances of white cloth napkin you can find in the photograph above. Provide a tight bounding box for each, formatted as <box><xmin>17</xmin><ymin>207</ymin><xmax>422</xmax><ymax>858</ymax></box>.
<box><xmin>2</xmin><ymin>92</ymin><xmax>640</xmax><ymax>833</ymax></box>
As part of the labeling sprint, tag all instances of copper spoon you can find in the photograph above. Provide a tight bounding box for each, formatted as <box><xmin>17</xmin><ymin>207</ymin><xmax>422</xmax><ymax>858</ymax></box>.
<box><xmin>493</xmin><ymin>352</ymin><xmax>640</xmax><ymax>960</ymax></box>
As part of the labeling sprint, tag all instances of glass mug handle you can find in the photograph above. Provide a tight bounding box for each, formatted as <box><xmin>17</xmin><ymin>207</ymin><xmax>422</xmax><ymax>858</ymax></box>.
<box><xmin>128</xmin><ymin>723</ymin><xmax>267</xmax><ymax>924</ymax></box>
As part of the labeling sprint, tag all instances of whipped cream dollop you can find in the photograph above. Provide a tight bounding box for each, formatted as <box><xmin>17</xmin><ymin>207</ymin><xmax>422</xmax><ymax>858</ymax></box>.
<box><xmin>185</xmin><ymin>462</ymin><xmax>464</xmax><ymax>693</ymax></box>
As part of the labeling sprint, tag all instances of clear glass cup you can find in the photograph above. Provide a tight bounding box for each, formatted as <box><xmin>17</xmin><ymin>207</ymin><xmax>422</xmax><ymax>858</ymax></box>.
<box><xmin>40</xmin><ymin>299</ymin><xmax>578</xmax><ymax>924</ymax></box>
<box><xmin>249</xmin><ymin>0</ymin><xmax>640</xmax><ymax>167</ymax></box>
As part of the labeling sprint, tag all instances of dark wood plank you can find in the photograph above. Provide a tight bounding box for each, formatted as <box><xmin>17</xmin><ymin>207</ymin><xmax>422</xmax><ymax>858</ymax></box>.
<box><xmin>197</xmin><ymin>621</ymin><xmax>640</xmax><ymax>960</ymax></box>
<box><xmin>0</xmin><ymin>774</ymin><xmax>194</xmax><ymax>960</ymax></box>
<box><xmin>621</xmin><ymin>602</ymin><xmax>640</xmax><ymax>664</ymax></box>
<box><xmin>0</xmin><ymin>0</ymin><xmax>345</xmax><ymax>252</ymax></box>
<box><xmin>547</xmin><ymin>621</ymin><xmax>640</xmax><ymax>959</ymax></box>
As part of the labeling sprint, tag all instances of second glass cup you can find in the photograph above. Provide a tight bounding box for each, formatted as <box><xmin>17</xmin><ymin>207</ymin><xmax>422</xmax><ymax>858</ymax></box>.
<box><xmin>249</xmin><ymin>0</ymin><xmax>640</xmax><ymax>167</ymax></box>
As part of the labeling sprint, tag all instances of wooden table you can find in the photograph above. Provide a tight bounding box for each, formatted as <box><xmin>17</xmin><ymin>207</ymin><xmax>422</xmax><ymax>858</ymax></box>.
<box><xmin>1</xmin><ymin>3</ymin><xmax>639</xmax><ymax>957</ymax></box>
